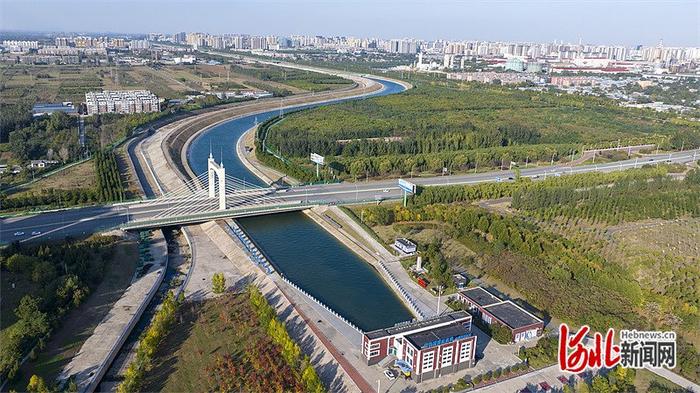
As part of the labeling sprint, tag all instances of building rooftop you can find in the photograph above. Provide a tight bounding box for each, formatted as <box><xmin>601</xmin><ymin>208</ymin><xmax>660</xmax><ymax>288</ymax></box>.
<box><xmin>405</xmin><ymin>323</ymin><xmax>472</xmax><ymax>350</ymax></box>
<box><xmin>365</xmin><ymin>311</ymin><xmax>470</xmax><ymax>340</ymax></box>
<box><xmin>460</xmin><ymin>287</ymin><xmax>502</xmax><ymax>307</ymax></box>
<box><xmin>483</xmin><ymin>301</ymin><xmax>542</xmax><ymax>329</ymax></box>
<box><xmin>395</xmin><ymin>238</ymin><xmax>416</xmax><ymax>247</ymax></box>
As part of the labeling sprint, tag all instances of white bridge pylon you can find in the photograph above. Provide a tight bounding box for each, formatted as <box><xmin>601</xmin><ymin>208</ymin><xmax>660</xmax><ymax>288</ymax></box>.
<box><xmin>130</xmin><ymin>155</ymin><xmax>295</xmax><ymax>223</ymax></box>
<box><xmin>208</xmin><ymin>153</ymin><xmax>227</xmax><ymax>210</ymax></box>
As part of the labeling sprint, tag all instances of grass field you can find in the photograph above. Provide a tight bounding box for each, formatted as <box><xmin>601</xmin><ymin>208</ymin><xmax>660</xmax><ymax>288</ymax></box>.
<box><xmin>633</xmin><ymin>368</ymin><xmax>685</xmax><ymax>392</ymax></box>
<box><xmin>6</xmin><ymin>160</ymin><xmax>96</xmax><ymax>197</ymax></box>
<box><xmin>0</xmin><ymin>62</ymin><xmax>331</xmax><ymax>106</ymax></box>
<box><xmin>8</xmin><ymin>240</ymin><xmax>138</xmax><ymax>390</ymax></box>
<box><xmin>141</xmin><ymin>292</ymin><xmax>309</xmax><ymax>392</ymax></box>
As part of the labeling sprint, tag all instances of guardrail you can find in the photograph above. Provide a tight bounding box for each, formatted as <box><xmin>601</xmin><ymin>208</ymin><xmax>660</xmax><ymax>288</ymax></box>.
<box><xmin>222</xmin><ymin>221</ymin><xmax>275</xmax><ymax>274</ymax></box>
<box><xmin>376</xmin><ymin>260</ymin><xmax>428</xmax><ymax>320</ymax></box>
<box><xmin>278</xmin><ymin>274</ymin><xmax>364</xmax><ymax>335</ymax></box>
<box><xmin>175</xmin><ymin>227</ymin><xmax>196</xmax><ymax>299</ymax></box>
<box><xmin>222</xmin><ymin>220</ymin><xmax>362</xmax><ymax>333</ymax></box>
<box><xmin>120</xmin><ymin>202</ymin><xmax>311</xmax><ymax>230</ymax></box>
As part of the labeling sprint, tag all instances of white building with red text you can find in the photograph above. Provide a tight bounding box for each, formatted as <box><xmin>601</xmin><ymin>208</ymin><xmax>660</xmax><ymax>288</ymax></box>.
<box><xmin>361</xmin><ymin>311</ymin><xmax>477</xmax><ymax>382</ymax></box>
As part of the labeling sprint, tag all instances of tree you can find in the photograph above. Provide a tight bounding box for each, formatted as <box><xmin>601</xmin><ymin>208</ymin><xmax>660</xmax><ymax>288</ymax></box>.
<box><xmin>15</xmin><ymin>295</ymin><xmax>50</xmax><ymax>338</ymax></box>
<box><xmin>590</xmin><ymin>375</ymin><xmax>612</xmax><ymax>393</ymax></box>
<box><xmin>490</xmin><ymin>323</ymin><xmax>513</xmax><ymax>344</ymax></box>
<box><xmin>27</xmin><ymin>374</ymin><xmax>50</xmax><ymax>393</ymax></box>
<box><xmin>212</xmin><ymin>272</ymin><xmax>226</xmax><ymax>294</ymax></box>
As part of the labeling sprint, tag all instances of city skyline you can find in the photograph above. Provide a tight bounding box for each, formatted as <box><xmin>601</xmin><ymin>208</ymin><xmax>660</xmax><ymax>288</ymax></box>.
<box><xmin>1</xmin><ymin>0</ymin><xmax>698</xmax><ymax>47</ymax></box>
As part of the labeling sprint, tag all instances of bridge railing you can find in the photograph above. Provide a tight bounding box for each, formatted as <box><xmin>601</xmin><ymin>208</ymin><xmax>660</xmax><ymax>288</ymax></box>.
<box><xmin>120</xmin><ymin>202</ymin><xmax>310</xmax><ymax>230</ymax></box>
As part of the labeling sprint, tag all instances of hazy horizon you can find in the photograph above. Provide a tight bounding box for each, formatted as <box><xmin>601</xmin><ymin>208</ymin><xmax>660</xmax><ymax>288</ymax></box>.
<box><xmin>1</xmin><ymin>0</ymin><xmax>698</xmax><ymax>47</ymax></box>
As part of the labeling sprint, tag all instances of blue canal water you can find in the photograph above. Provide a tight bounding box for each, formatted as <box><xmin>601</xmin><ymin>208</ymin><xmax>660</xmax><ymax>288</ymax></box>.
<box><xmin>187</xmin><ymin>79</ymin><xmax>415</xmax><ymax>331</ymax></box>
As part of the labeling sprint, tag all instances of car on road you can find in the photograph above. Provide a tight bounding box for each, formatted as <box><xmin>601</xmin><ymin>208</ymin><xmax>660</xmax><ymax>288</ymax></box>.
<box><xmin>495</xmin><ymin>177</ymin><xmax>503</xmax><ymax>182</ymax></box>
<box><xmin>532</xmin><ymin>174</ymin><xmax>540</xmax><ymax>179</ymax></box>
<box><xmin>557</xmin><ymin>376</ymin><xmax>570</xmax><ymax>385</ymax></box>
<box><xmin>14</xmin><ymin>231</ymin><xmax>25</xmax><ymax>236</ymax></box>
<box><xmin>383</xmin><ymin>369</ymin><xmax>396</xmax><ymax>380</ymax></box>
<box><xmin>539</xmin><ymin>381</ymin><xmax>552</xmax><ymax>391</ymax></box>
<box><xmin>554</xmin><ymin>172</ymin><xmax>562</xmax><ymax>177</ymax></box>
<box><xmin>383</xmin><ymin>188</ymin><xmax>390</xmax><ymax>193</ymax></box>
<box><xmin>31</xmin><ymin>231</ymin><xmax>42</xmax><ymax>236</ymax></box>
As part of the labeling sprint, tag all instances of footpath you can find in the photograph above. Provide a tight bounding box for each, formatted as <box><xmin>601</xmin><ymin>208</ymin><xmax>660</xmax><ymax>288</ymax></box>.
<box><xmin>58</xmin><ymin>230</ymin><xmax>167</xmax><ymax>393</ymax></box>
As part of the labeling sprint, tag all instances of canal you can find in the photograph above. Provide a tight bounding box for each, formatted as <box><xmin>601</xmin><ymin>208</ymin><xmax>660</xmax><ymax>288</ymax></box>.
<box><xmin>187</xmin><ymin>78</ymin><xmax>415</xmax><ymax>331</ymax></box>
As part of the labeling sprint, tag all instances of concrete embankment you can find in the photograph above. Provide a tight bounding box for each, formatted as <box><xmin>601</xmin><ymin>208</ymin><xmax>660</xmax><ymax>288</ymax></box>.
<box><xmin>197</xmin><ymin>220</ymin><xmax>363</xmax><ymax>393</ymax></box>
<box><xmin>304</xmin><ymin>206</ymin><xmax>434</xmax><ymax>319</ymax></box>
<box><xmin>59</xmin><ymin>230</ymin><xmax>168</xmax><ymax>393</ymax></box>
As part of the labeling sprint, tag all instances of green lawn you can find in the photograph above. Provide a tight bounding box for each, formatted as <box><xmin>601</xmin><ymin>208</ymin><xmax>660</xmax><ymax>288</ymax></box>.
<box><xmin>142</xmin><ymin>293</ymin><xmax>304</xmax><ymax>392</ymax></box>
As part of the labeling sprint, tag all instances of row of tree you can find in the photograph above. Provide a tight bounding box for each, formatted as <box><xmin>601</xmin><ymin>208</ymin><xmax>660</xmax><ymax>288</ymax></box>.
<box><xmin>265</xmin><ymin>80</ymin><xmax>695</xmax><ymax>164</ymax></box>
<box><xmin>247</xmin><ymin>286</ymin><xmax>325</xmax><ymax>393</ymax></box>
<box><xmin>511</xmin><ymin>169</ymin><xmax>700</xmax><ymax>224</ymax></box>
<box><xmin>1</xmin><ymin>188</ymin><xmax>99</xmax><ymax>211</ymax></box>
<box><xmin>117</xmin><ymin>291</ymin><xmax>181</xmax><ymax>393</ymax></box>
<box><xmin>94</xmin><ymin>149</ymin><xmax>125</xmax><ymax>202</ymax></box>
<box><xmin>360</xmin><ymin>202</ymin><xmax>644</xmax><ymax>332</ymax></box>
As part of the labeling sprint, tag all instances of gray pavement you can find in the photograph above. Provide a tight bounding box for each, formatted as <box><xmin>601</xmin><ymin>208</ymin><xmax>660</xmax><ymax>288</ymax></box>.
<box><xmin>3</xmin><ymin>148</ymin><xmax>698</xmax><ymax>243</ymax></box>
<box><xmin>58</xmin><ymin>230</ymin><xmax>167</xmax><ymax>393</ymax></box>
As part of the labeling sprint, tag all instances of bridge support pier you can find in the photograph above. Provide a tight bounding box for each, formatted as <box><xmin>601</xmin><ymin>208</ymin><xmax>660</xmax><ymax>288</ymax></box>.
<box><xmin>208</xmin><ymin>154</ymin><xmax>227</xmax><ymax>210</ymax></box>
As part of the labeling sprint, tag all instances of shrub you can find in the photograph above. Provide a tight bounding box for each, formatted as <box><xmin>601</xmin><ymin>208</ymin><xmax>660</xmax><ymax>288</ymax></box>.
<box><xmin>493</xmin><ymin>368</ymin><xmax>502</xmax><ymax>379</ymax></box>
<box><xmin>212</xmin><ymin>272</ymin><xmax>226</xmax><ymax>294</ymax></box>
<box><xmin>472</xmin><ymin>374</ymin><xmax>482</xmax><ymax>385</ymax></box>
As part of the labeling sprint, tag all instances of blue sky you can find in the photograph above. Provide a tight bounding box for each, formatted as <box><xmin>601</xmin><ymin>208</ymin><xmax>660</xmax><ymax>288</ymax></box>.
<box><xmin>1</xmin><ymin>0</ymin><xmax>698</xmax><ymax>46</ymax></box>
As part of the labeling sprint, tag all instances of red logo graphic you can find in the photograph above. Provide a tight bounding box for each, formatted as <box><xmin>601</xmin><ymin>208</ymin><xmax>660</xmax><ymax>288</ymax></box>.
<box><xmin>558</xmin><ymin>324</ymin><xmax>621</xmax><ymax>372</ymax></box>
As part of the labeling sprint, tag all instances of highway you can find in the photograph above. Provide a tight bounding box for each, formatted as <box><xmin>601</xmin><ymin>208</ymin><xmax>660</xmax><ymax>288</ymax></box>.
<box><xmin>2</xmin><ymin>149</ymin><xmax>697</xmax><ymax>243</ymax></box>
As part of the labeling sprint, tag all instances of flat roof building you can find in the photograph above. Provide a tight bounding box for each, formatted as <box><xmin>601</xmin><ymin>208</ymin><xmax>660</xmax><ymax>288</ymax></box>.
<box><xmin>362</xmin><ymin>311</ymin><xmax>477</xmax><ymax>382</ymax></box>
<box><xmin>458</xmin><ymin>287</ymin><xmax>544</xmax><ymax>343</ymax></box>
<box><xmin>32</xmin><ymin>102</ymin><xmax>77</xmax><ymax>117</ymax></box>
<box><xmin>85</xmin><ymin>90</ymin><xmax>160</xmax><ymax>116</ymax></box>
<box><xmin>394</xmin><ymin>238</ymin><xmax>417</xmax><ymax>254</ymax></box>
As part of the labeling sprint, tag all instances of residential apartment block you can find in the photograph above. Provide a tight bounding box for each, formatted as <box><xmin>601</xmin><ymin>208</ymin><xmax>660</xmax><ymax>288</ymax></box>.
<box><xmin>85</xmin><ymin>90</ymin><xmax>160</xmax><ymax>115</ymax></box>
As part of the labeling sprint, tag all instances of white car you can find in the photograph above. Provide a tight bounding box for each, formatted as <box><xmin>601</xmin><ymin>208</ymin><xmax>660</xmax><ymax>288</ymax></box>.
<box><xmin>383</xmin><ymin>369</ymin><xmax>396</xmax><ymax>380</ymax></box>
<box><xmin>31</xmin><ymin>231</ymin><xmax>42</xmax><ymax>236</ymax></box>
<box><xmin>383</xmin><ymin>188</ymin><xmax>390</xmax><ymax>193</ymax></box>
<box><xmin>14</xmin><ymin>231</ymin><xmax>25</xmax><ymax>236</ymax></box>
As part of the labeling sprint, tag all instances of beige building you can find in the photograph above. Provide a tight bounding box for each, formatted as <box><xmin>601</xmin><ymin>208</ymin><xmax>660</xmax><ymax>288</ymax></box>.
<box><xmin>85</xmin><ymin>90</ymin><xmax>160</xmax><ymax>115</ymax></box>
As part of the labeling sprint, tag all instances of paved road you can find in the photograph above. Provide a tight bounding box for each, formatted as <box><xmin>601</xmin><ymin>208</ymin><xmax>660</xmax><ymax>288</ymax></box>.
<box><xmin>2</xmin><ymin>149</ymin><xmax>698</xmax><ymax>243</ymax></box>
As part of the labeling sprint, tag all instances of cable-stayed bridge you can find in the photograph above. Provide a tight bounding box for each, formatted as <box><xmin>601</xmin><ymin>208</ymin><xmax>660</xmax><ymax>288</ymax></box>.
<box><xmin>120</xmin><ymin>154</ymin><xmax>310</xmax><ymax>230</ymax></box>
<box><xmin>4</xmin><ymin>149</ymin><xmax>697</xmax><ymax>243</ymax></box>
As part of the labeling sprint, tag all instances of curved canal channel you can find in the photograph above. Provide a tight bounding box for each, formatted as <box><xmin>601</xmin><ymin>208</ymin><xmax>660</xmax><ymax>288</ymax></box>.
<box><xmin>187</xmin><ymin>79</ymin><xmax>415</xmax><ymax>331</ymax></box>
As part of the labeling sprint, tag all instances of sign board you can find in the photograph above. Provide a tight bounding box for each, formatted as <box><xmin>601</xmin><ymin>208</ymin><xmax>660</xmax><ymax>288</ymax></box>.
<box><xmin>310</xmin><ymin>153</ymin><xmax>325</xmax><ymax>165</ymax></box>
<box><xmin>398</xmin><ymin>179</ymin><xmax>416</xmax><ymax>194</ymax></box>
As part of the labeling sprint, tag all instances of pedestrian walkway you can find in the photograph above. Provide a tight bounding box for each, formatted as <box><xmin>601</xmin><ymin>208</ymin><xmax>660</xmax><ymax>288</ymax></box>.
<box><xmin>59</xmin><ymin>230</ymin><xmax>167</xmax><ymax>393</ymax></box>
